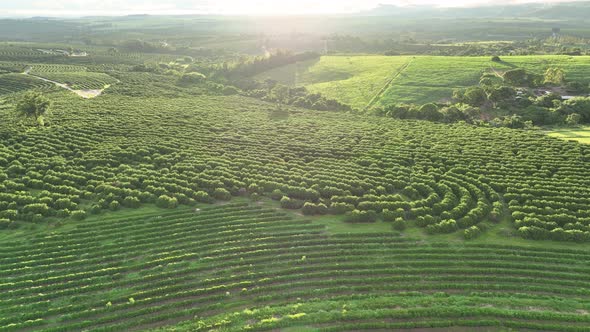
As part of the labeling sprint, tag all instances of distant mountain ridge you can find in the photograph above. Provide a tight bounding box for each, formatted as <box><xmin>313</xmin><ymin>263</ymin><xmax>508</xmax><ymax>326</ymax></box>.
<box><xmin>363</xmin><ymin>1</ymin><xmax>590</xmax><ymax>19</ymax></box>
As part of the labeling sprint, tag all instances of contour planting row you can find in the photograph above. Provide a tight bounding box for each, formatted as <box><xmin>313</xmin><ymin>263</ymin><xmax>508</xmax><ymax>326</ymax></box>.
<box><xmin>0</xmin><ymin>74</ymin><xmax>53</xmax><ymax>95</ymax></box>
<box><xmin>2</xmin><ymin>204</ymin><xmax>590</xmax><ymax>331</ymax></box>
<box><xmin>1</xmin><ymin>94</ymin><xmax>590</xmax><ymax>240</ymax></box>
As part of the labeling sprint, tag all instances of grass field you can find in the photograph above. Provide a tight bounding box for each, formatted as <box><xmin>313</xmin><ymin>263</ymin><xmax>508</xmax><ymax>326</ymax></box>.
<box><xmin>257</xmin><ymin>55</ymin><xmax>590</xmax><ymax>107</ymax></box>
<box><xmin>256</xmin><ymin>56</ymin><xmax>410</xmax><ymax>109</ymax></box>
<box><xmin>545</xmin><ymin>126</ymin><xmax>590</xmax><ymax>144</ymax></box>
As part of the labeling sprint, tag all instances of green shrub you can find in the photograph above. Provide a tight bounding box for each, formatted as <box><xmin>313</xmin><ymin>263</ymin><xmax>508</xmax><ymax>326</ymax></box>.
<box><xmin>71</xmin><ymin>210</ymin><xmax>87</xmax><ymax>221</ymax></box>
<box><xmin>280</xmin><ymin>196</ymin><xmax>304</xmax><ymax>209</ymax></box>
<box><xmin>345</xmin><ymin>209</ymin><xmax>377</xmax><ymax>223</ymax></box>
<box><xmin>329</xmin><ymin>202</ymin><xmax>355</xmax><ymax>214</ymax></box>
<box><xmin>270</xmin><ymin>189</ymin><xmax>284</xmax><ymax>200</ymax></box>
<box><xmin>23</xmin><ymin>203</ymin><xmax>49</xmax><ymax>216</ymax></box>
<box><xmin>156</xmin><ymin>195</ymin><xmax>178</xmax><ymax>209</ymax></box>
<box><xmin>89</xmin><ymin>204</ymin><xmax>102</xmax><ymax>214</ymax></box>
<box><xmin>392</xmin><ymin>217</ymin><xmax>406</xmax><ymax>231</ymax></box>
<box><xmin>109</xmin><ymin>200</ymin><xmax>120</xmax><ymax>211</ymax></box>
<box><xmin>212</xmin><ymin>188</ymin><xmax>231</xmax><ymax>201</ymax></box>
<box><xmin>383</xmin><ymin>208</ymin><xmax>405</xmax><ymax>221</ymax></box>
<box><xmin>56</xmin><ymin>208</ymin><xmax>71</xmax><ymax>218</ymax></box>
<box><xmin>0</xmin><ymin>209</ymin><xmax>17</xmax><ymax>220</ymax></box>
<box><xmin>464</xmin><ymin>226</ymin><xmax>482</xmax><ymax>240</ymax></box>
<box><xmin>0</xmin><ymin>218</ymin><xmax>13</xmax><ymax>229</ymax></box>
<box><xmin>427</xmin><ymin>219</ymin><xmax>458</xmax><ymax>234</ymax></box>
<box><xmin>123</xmin><ymin>196</ymin><xmax>141</xmax><ymax>208</ymax></box>
<box><xmin>179</xmin><ymin>72</ymin><xmax>206</xmax><ymax>84</ymax></box>
<box><xmin>302</xmin><ymin>202</ymin><xmax>328</xmax><ymax>215</ymax></box>
<box><xmin>194</xmin><ymin>191</ymin><xmax>213</xmax><ymax>203</ymax></box>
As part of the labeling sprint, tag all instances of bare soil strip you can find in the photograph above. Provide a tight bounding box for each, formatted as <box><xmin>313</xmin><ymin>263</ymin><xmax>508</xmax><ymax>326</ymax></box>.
<box><xmin>23</xmin><ymin>66</ymin><xmax>107</xmax><ymax>98</ymax></box>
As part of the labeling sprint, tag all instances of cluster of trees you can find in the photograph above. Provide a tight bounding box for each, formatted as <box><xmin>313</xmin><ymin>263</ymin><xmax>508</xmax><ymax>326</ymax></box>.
<box><xmin>126</xmin><ymin>51</ymin><xmax>347</xmax><ymax>112</ymax></box>
<box><xmin>375</xmin><ymin>63</ymin><xmax>590</xmax><ymax>127</ymax></box>
<box><xmin>221</xmin><ymin>51</ymin><xmax>320</xmax><ymax>78</ymax></box>
<box><xmin>323</xmin><ymin>34</ymin><xmax>590</xmax><ymax>56</ymax></box>
<box><xmin>382</xmin><ymin>37</ymin><xmax>590</xmax><ymax>57</ymax></box>
<box><xmin>119</xmin><ymin>39</ymin><xmax>172</xmax><ymax>53</ymax></box>
<box><xmin>181</xmin><ymin>50</ymin><xmax>321</xmax><ymax>81</ymax></box>
<box><xmin>245</xmin><ymin>82</ymin><xmax>352</xmax><ymax>112</ymax></box>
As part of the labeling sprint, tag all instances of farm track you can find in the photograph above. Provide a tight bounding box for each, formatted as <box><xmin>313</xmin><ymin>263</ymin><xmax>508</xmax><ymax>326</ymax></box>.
<box><xmin>365</xmin><ymin>57</ymin><xmax>414</xmax><ymax>110</ymax></box>
<box><xmin>22</xmin><ymin>66</ymin><xmax>108</xmax><ymax>98</ymax></box>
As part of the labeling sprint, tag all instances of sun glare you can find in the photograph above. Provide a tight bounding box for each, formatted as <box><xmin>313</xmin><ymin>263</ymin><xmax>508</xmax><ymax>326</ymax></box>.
<box><xmin>208</xmin><ymin>0</ymin><xmax>376</xmax><ymax>15</ymax></box>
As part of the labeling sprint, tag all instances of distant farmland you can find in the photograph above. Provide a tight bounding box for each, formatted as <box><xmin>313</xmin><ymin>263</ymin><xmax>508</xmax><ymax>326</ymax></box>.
<box><xmin>256</xmin><ymin>55</ymin><xmax>590</xmax><ymax>108</ymax></box>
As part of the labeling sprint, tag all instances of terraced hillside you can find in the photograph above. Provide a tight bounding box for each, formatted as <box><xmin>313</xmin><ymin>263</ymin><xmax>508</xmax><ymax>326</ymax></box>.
<box><xmin>2</xmin><ymin>92</ymin><xmax>590</xmax><ymax>241</ymax></box>
<box><xmin>1</xmin><ymin>90</ymin><xmax>590</xmax><ymax>331</ymax></box>
<box><xmin>2</xmin><ymin>202</ymin><xmax>590</xmax><ymax>331</ymax></box>
<box><xmin>0</xmin><ymin>73</ymin><xmax>54</xmax><ymax>95</ymax></box>
<box><xmin>30</xmin><ymin>72</ymin><xmax>118</xmax><ymax>90</ymax></box>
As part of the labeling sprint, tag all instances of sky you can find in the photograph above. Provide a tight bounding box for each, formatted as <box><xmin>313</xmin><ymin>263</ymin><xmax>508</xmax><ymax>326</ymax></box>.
<box><xmin>0</xmin><ymin>0</ymin><xmax>585</xmax><ymax>17</ymax></box>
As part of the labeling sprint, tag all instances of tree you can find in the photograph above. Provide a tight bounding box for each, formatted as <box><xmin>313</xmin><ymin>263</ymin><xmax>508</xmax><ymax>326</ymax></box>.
<box><xmin>392</xmin><ymin>218</ymin><xmax>406</xmax><ymax>231</ymax></box>
<box><xmin>270</xmin><ymin>84</ymin><xmax>290</xmax><ymax>104</ymax></box>
<box><xmin>440</xmin><ymin>106</ymin><xmax>465</xmax><ymax>123</ymax></box>
<box><xmin>503</xmin><ymin>68</ymin><xmax>530</xmax><ymax>86</ymax></box>
<box><xmin>179</xmin><ymin>72</ymin><xmax>206</xmax><ymax>84</ymax></box>
<box><xmin>463</xmin><ymin>87</ymin><xmax>487</xmax><ymax>106</ymax></box>
<box><xmin>418</xmin><ymin>103</ymin><xmax>442</xmax><ymax>121</ymax></box>
<box><xmin>557</xmin><ymin>97</ymin><xmax>590</xmax><ymax>123</ymax></box>
<box><xmin>16</xmin><ymin>91</ymin><xmax>51</xmax><ymax>126</ymax></box>
<box><xmin>544</xmin><ymin>67</ymin><xmax>565</xmax><ymax>85</ymax></box>
<box><xmin>535</xmin><ymin>93</ymin><xmax>562</xmax><ymax>108</ymax></box>
<box><xmin>566</xmin><ymin>113</ymin><xmax>582</xmax><ymax>126</ymax></box>
<box><xmin>487</xmin><ymin>86</ymin><xmax>516</xmax><ymax>108</ymax></box>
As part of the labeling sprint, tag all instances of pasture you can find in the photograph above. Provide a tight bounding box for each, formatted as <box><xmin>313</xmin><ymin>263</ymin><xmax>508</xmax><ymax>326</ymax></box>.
<box><xmin>546</xmin><ymin>126</ymin><xmax>590</xmax><ymax>144</ymax></box>
<box><xmin>256</xmin><ymin>56</ymin><xmax>410</xmax><ymax>109</ymax></box>
<box><xmin>256</xmin><ymin>55</ymin><xmax>590</xmax><ymax>107</ymax></box>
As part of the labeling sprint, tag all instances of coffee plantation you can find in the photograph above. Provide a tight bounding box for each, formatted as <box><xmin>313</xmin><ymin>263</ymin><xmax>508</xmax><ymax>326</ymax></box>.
<box><xmin>1</xmin><ymin>92</ymin><xmax>590</xmax><ymax>242</ymax></box>
<box><xmin>2</xmin><ymin>10</ymin><xmax>590</xmax><ymax>332</ymax></box>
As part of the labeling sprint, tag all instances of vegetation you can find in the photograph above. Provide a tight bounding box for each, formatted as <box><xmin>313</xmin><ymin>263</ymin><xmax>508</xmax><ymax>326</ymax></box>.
<box><xmin>2</xmin><ymin>203</ymin><xmax>590</xmax><ymax>331</ymax></box>
<box><xmin>1</xmin><ymin>91</ymin><xmax>589</xmax><ymax>244</ymax></box>
<box><xmin>2</xmin><ymin>6</ymin><xmax>590</xmax><ymax>332</ymax></box>
<box><xmin>15</xmin><ymin>90</ymin><xmax>51</xmax><ymax>126</ymax></box>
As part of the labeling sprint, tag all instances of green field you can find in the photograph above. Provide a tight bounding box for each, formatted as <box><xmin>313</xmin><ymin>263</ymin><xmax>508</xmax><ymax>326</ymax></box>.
<box><xmin>546</xmin><ymin>126</ymin><xmax>590</xmax><ymax>144</ymax></box>
<box><xmin>257</xmin><ymin>55</ymin><xmax>590</xmax><ymax>107</ymax></box>
<box><xmin>3</xmin><ymin>200</ymin><xmax>590</xmax><ymax>332</ymax></box>
<box><xmin>2</xmin><ymin>12</ymin><xmax>590</xmax><ymax>331</ymax></box>
<box><xmin>256</xmin><ymin>56</ymin><xmax>410</xmax><ymax>109</ymax></box>
<box><xmin>1</xmin><ymin>89</ymin><xmax>590</xmax><ymax>330</ymax></box>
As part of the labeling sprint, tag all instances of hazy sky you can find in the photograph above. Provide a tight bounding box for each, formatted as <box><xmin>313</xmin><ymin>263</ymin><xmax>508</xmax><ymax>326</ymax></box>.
<box><xmin>0</xmin><ymin>0</ymin><xmax>584</xmax><ymax>16</ymax></box>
